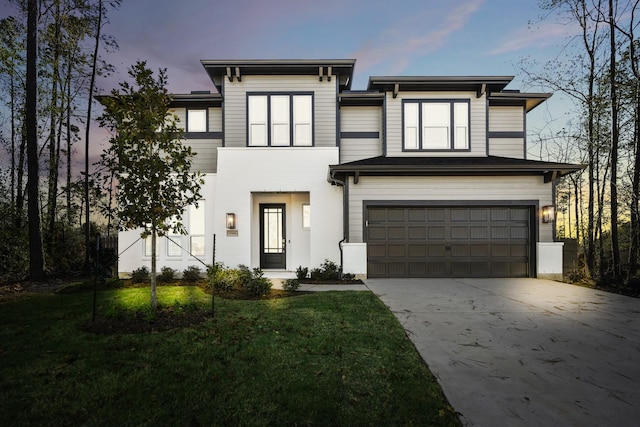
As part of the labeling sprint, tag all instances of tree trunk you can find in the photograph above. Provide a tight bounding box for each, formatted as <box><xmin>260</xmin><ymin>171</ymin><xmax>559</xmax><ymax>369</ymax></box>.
<box><xmin>629</xmin><ymin>82</ymin><xmax>640</xmax><ymax>283</ymax></box>
<box><xmin>10</xmin><ymin>71</ymin><xmax>16</xmax><ymax>213</ymax></box>
<box><xmin>85</xmin><ymin>0</ymin><xmax>102</xmax><ymax>269</ymax></box>
<box><xmin>151</xmin><ymin>229</ymin><xmax>157</xmax><ymax>311</ymax></box>
<box><xmin>26</xmin><ymin>0</ymin><xmax>45</xmax><ymax>281</ymax></box>
<box><xmin>609</xmin><ymin>0</ymin><xmax>621</xmax><ymax>280</ymax></box>
<box><xmin>47</xmin><ymin>0</ymin><xmax>61</xmax><ymax>244</ymax></box>
<box><xmin>66</xmin><ymin>56</ymin><xmax>72</xmax><ymax>223</ymax></box>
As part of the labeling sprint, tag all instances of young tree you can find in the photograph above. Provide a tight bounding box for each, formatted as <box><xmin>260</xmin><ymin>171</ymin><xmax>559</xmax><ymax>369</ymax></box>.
<box><xmin>98</xmin><ymin>61</ymin><xmax>203</xmax><ymax>310</ymax></box>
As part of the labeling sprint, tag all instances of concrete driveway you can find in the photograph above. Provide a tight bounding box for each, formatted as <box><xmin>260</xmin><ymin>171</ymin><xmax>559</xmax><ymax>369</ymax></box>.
<box><xmin>365</xmin><ymin>278</ymin><xmax>640</xmax><ymax>426</ymax></box>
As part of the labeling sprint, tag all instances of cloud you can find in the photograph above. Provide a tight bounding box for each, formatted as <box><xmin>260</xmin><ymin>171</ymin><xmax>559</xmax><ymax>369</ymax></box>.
<box><xmin>351</xmin><ymin>0</ymin><xmax>485</xmax><ymax>75</ymax></box>
<box><xmin>488</xmin><ymin>20</ymin><xmax>580</xmax><ymax>55</ymax></box>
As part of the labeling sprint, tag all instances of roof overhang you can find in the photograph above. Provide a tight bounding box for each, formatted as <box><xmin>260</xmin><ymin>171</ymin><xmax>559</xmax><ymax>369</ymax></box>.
<box><xmin>338</xmin><ymin>91</ymin><xmax>385</xmax><ymax>106</ymax></box>
<box><xmin>95</xmin><ymin>93</ymin><xmax>223</xmax><ymax>108</ymax></box>
<box><xmin>201</xmin><ymin>59</ymin><xmax>356</xmax><ymax>92</ymax></box>
<box><xmin>367</xmin><ymin>76</ymin><xmax>514</xmax><ymax>97</ymax></box>
<box><xmin>489</xmin><ymin>92</ymin><xmax>552</xmax><ymax>112</ymax></box>
<box><xmin>168</xmin><ymin>93</ymin><xmax>222</xmax><ymax>108</ymax></box>
<box><xmin>329</xmin><ymin>156</ymin><xmax>585</xmax><ymax>184</ymax></box>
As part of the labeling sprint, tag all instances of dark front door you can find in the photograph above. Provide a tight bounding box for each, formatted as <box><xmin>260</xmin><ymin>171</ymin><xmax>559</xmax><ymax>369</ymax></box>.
<box><xmin>260</xmin><ymin>204</ymin><xmax>286</xmax><ymax>269</ymax></box>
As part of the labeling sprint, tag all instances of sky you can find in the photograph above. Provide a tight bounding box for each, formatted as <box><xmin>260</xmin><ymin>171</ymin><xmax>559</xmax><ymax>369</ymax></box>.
<box><xmin>0</xmin><ymin>0</ymin><xmax>584</xmax><ymax>167</ymax></box>
<box><xmin>99</xmin><ymin>0</ymin><xmax>570</xmax><ymax>93</ymax></box>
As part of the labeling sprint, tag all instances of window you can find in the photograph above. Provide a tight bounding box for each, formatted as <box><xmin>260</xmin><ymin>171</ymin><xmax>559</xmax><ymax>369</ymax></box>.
<box><xmin>187</xmin><ymin>109</ymin><xmax>207</xmax><ymax>132</ymax></box>
<box><xmin>166</xmin><ymin>216</ymin><xmax>181</xmax><ymax>257</ymax></box>
<box><xmin>144</xmin><ymin>236</ymin><xmax>157</xmax><ymax>257</ymax></box>
<box><xmin>248</xmin><ymin>93</ymin><xmax>313</xmax><ymax>146</ymax></box>
<box><xmin>167</xmin><ymin>235</ymin><xmax>181</xmax><ymax>257</ymax></box>
<box><xmin>403</xmin><ymin>100</ymin><xmax>469</xmax><ymax>150</ymax></box>
<box><xmin>302</xmin><ymin>204</ymin><xmax>311</xmax><ymax>229</ymax></box>
<box><xmin>190</xmin><ymin>202</ymin><xmax>205</xmax><ymax>257</ymax></box>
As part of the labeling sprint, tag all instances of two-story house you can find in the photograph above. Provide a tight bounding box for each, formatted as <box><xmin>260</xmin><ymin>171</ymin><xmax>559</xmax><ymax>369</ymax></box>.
<box><xmin>116</xmin><ymin>59</ymin><xmax>582</xmax><ymax>280</ymax></box>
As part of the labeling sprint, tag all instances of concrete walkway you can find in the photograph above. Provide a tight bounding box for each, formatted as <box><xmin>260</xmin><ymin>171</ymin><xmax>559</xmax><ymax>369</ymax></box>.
<box><xmin>365</xmin><ymin>278</ymin><xmax>640</xmax><ymax>426</ymax></box>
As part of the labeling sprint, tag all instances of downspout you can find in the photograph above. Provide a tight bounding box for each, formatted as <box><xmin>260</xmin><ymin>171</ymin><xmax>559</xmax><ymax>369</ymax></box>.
<box><xmin>329</xmin><ymin>169</ymin><xmax>348</xmax><ymax>279</ymax></box>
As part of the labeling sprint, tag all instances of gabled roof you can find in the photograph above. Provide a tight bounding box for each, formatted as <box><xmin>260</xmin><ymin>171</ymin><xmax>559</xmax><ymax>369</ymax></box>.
<box><xmin>201</xmin><ymin>59</ymin><xmax>356</xmax><ymax>92</ymax></box>
<box><xmin>367</xmin><ymin>76</ymin><xmax>514</xmax><ymax>96</ymax></box>
<box><xmin>329</xmin><ymin>156</ymin><xmax>584</xmax><ymax>184</ymax></box>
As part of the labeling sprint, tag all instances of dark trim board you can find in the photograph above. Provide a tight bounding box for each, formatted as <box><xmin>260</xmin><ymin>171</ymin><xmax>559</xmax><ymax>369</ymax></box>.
<box><xmin>362</xmin><ymin>200</ymin><xmax>539</xmax><ymax>278</ymax></box>
<box><xmin>488</xmin><ymin>131</ymin><xmax>525</xmax><ymax>139</ymax></box>
<box><xmin>184</xmin><ymin>132</ymin><xmax>223</xmax><ymax>139</ymax></box>
<box><xmin>340</xmin><ymin>131</ymin><xmax>380</xmax><ymax>139</ymax></box>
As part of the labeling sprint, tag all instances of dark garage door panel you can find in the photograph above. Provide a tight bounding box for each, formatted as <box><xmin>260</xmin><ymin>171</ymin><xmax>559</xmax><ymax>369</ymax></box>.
<box><xmin>366</xmin><ymin>206</ymin><xmax>531</xmax><ymax>278</ymax></box>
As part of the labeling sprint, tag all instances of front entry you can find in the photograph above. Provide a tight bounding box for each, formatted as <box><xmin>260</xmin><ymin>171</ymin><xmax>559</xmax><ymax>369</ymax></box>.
<box><xmin>260</xmin><ymin>204</ymin><xmax>286</xmax><ymax>269</ymax></box>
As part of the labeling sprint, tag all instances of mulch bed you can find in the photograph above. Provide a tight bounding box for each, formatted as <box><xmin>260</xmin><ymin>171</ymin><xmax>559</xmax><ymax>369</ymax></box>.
<box><xmin>82</xmin><ymin>307</ymin><xmax>214</xmax><ymax>334</ymax></box>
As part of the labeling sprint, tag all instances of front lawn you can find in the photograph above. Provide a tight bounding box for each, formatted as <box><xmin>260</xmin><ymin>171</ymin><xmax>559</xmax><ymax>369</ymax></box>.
<box><xmin>0</xmin><ymin>286</ymin><xmax>460</xmax><ymax>426</ymax></box>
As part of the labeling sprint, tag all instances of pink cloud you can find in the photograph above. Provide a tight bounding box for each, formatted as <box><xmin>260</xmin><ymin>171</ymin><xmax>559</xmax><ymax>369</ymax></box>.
<box><xmin>489</xmin><ymin>19</ymin><xmax>582</xmax><ymax>55</ymax></box>
<box><xmin>351</xmin><ymin>0</ymin><xmax>485</xmax><ymax>75</ymax></box>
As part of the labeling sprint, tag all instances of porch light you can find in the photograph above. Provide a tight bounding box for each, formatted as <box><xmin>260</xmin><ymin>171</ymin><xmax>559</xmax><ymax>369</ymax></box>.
<box><xmin>542</xmin><ymin>206</ymin><xmax>555</xmax><ymax>223</ymax></box>
<box><xmin>226</xmin><ymin>213</ymin><xmax>236</xmax><ymax>229</ymax></box>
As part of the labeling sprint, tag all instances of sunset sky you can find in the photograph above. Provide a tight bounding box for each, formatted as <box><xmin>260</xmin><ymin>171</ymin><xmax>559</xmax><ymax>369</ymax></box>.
<box><xmin>0</xmin><ymin>0</ymin><xmax>585</xmax><ymax>165</ymax></box>
<box><xmin>99</xmin><ymin>0</ymin><xmax>571</xmax><ymax>92</ymax></box>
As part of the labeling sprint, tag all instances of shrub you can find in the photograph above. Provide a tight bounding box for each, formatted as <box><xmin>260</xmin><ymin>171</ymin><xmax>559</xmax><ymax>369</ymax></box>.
<box><xmin>237</xmin><ymin>264</ymin><xmax>253</xmax><ymax>288</ymax></box>
<box><xmin>217</xmin><ymin>268</ymin><xmax>240</xmax><ymax>292</ymax></box>
<box><xmin>296</xmin><ymin>266</ymin><xmax>309</xmax><ymax>280</ymax></box>
<box><xmin>342</xmin><ymin>272</ymin><xmax>356</xmax><ymax>281</ymax></box>
<box><xmin>158</xmin><ymin>266</ymin><xmax>176</xmax><ymax>283</ymax></box>
<box><xmin>131</xmin><ymin>266</ymin><xmax>150</xmax><ymax>283</ymax></box>
<box><xmin>236</xmin><ymin>265</ymin><xmax>272</xmax><ymax>296</ymax></box>
<box><xmin>246</xmin><ymin>268</ymin><xmax>272</xmax><ymax>296</ymax></box>
<box><xmin>207</xmin><ymin>263</ymin><xmax>236</xmax><ymax>292</ymax></box>
<box><xmin>309</xmin><ymin>268</ymin><xmax>322</xmax><ymax>280</ymax></box>
<box><xmin>282</xmin><ymin>278</ymin><xmax>300</xmax><ymax>292</ymax></box>
<box><xmin>310</xmin><ymin>259</ymin><xmax>340</xmax><ymax>281</ymax></box>
<box><xmin>566</xmin><ymin>269</ymin><xmax>587</xmax><ymax>283</ymax></box>
<box><xmin>182</xmin><ymin>265</ymin><xmax>202</xmax><ymax>283</ymax></box>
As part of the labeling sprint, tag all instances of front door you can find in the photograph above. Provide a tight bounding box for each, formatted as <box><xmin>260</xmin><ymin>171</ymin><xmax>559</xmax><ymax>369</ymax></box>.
<box><xmin>260</xmin><ymin>204</ymin><xmax>286</xmax><ymax>269</ymax></box>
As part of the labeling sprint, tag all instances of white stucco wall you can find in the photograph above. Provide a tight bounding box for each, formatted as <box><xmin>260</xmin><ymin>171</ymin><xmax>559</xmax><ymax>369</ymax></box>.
<box><xmin>214</xmin><ymin>147</ymin><xmax>343</xmax><ymax>271</ymax></box>
<box><xmin>342</xmin><ymin>243</ymin><xmax>367</xmax><ymax>277</ymax></box>
<box><xmin>537</xmin><ymin>242</ymin><xmax>564</xmax><ymax>280</ymax></box>
<box><xmin>117</xmin><ymin>174</ymin><xmax>217</xmax><ymax>276</ymax></box>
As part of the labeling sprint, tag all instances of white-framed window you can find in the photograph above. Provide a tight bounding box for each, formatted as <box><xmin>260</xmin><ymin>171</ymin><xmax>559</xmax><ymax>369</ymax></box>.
<box><xmin>144</xmin><ymin>236</ymin><xmax>157</xmax><ymax>257</ymax></box>
<box><xmin>167</xmin><ymin>235</ymin><xmax>181</xmax><ymax>257</ymax></box>
<box><xmin>248</xmin><ymin>93</ymin><xmax>313</xmax><ymax>146</ymax></box>
<box><xmin>403</xmin><ymin>100</ymin><xmax>469</xmax><ymax>151</ymax></box>
<box><xmin>302</xmin><ymin>204</ymin><xmax>311</xmax><ymax>229</ymax></box>
<box><xmin>165</xmin><ymin>216</ymin><xmax>181</xmax><ymax>257</ymax></box>
<box><xmin>189</xmin><ymin>202</ymin><xmax>205</xmax><ymax>257</ymax></box>
<box><xmin>187</xmin><ymin>109</ymin><xmax>207</xmax><ymax>132</ymax></box>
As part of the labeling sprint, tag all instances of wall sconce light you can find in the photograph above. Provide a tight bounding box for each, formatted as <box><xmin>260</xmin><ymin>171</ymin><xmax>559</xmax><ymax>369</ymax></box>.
<box><xmin>542</xmin><ymin>206</ymin><xmax>555</xmax><ymax>223</ymax></box>
<box><xmin>226</xmin><ymin>213</ymin><xmax>236</xmax><ymax>229</ymax></box>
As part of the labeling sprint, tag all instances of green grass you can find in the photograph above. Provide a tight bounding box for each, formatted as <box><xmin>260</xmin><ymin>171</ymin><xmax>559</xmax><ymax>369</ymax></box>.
<box><xmin>0</xmin><ymin>286</ymin><xmax>460</xmax><ymax>426</ymax></box>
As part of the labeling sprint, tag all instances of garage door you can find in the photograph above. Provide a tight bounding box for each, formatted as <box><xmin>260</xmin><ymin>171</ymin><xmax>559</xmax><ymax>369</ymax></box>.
<box><xmin>366</xmin><ymin>206</ymin><xmax>531</xmax><ymax>278</ymax></box>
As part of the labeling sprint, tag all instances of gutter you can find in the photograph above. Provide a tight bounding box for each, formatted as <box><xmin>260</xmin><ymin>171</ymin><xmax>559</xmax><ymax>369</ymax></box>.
<box><xmin>328</xmin><ymin>169</ymin><xmax>349</xmax><ymax>279</ymax></box>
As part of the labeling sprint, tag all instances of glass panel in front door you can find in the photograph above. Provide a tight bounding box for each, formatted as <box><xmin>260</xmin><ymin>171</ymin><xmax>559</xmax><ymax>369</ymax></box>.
<box><xmin>263</xmin><ymin>207</ymin><xmax>284</xmax><ymax>254</ymax></box>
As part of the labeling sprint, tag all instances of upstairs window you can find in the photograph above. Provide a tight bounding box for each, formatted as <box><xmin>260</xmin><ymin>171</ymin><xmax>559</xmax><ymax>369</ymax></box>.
<box><xmin>248</xmin><ymin>93</ymin><xmax>313</xmax><ymax>147</ymax></box>
<box><xmin>403</xmin><ymin>100</ymin><xmax>469</xmax><ymax>151</ymax></box>
<box><xmin>187</xmin><ymin>109</ymin><xmax>207</xmax><ymax>132</ymax></box>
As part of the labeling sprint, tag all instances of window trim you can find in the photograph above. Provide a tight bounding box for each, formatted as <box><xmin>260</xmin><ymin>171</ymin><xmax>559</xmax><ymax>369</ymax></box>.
<box><xmin>402</xmin><ymin>99</ymin><xmax>471</xmax><ymax>152</ymax></box>
<box><xmin>246</xmin><ymin>92</ymin><xmax>314</xmax><ymax>147</ymax></box>
<box><xmin>186</xmin><ymin>108</ymin><xmax>208</xmax><ymax>133</ymax></box>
